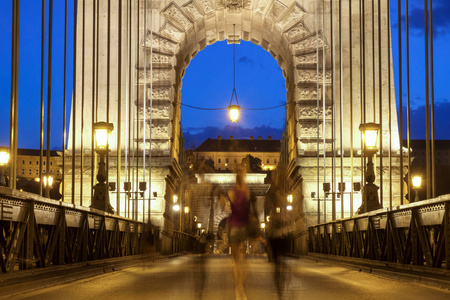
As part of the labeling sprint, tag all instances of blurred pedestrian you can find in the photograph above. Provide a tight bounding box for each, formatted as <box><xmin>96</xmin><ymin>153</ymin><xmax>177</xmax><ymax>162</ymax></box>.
<box><xmin>220</xmin><ymin>171</ymin><xmax>249</xmax><ymax>300</ymax></box>
<box><xmin>267</xmin><ymin>208</ymin><xmax>290</xmax><ymax>299</ymax></box>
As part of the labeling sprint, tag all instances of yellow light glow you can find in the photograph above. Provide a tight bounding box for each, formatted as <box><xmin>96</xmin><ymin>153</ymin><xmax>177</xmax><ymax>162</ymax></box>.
<box><xmin>184</xmin><ymin>206</ymin><xmax>189</xmax><ymax>213</ymax></box>
<box><xmin>260</xmin><ymin>222</ymin><xmax>266</xmax><ymax>229</ymax></box>
<box><xmin>287</xmin><ymin>194</ymin><xmax>293</xmax><ymax>203</ymax></box>
<box><xmin>359</xmin><ymin>123</ymin><xmax>380</xmax><ymax>151</ymax></box>
<box><xmin>286</xmin><ymin>205</ymin><xmax>292</xmax><ymax>211</ymax></box>
<box><xmin>228</xmin><ymin>105</ymin><xmax>240</xmax><ymax>123</ymax></box>
<box><xmin>276</xmin><ymin>207</ymin><xmax>281</xmax><ymax>213</ymax></box>
<box><xmin>173</xmin><ymin>204</ymin><xmax>180</xmax><ymax>211</ymax></box>
<box><xmin>364</xmin><ymin>130</ymin><xmax>378</xmax><ymax>149</ymax></box>
<box><xmin>0</xmin><ymin>151</ymin><xmax>10</xmax><ymax>166</ymax></box>
<box><xmin>197</xmin><ymin>222</ymin><xmax>202</xmax><ymax>228</ymax></box>
<box><xmin>43</xmin><ymin>175</ymin><xmax>53</xmax><ymax>188</ymax></box>
<box><xmin>266</xmin><ymin>216</ymin><xmax>270</xmax><ymax>222</ymax></box>
<box><xmin>412</xmin><ymin>176</ymin><xmax>422</xmax><ymax>189</ymax></box>
<box><xmin>94</xmin><ymin>122</ymin><xmax>114</xmax><ymax>151</ymax></box>
<box><xmin>95</xmin><ymin>129</ymin><xmax>108</xmax><ymax>150</ymax></box>
<box><xmin>173</xmin><ymin>194</ymin><xmax>178</xmax><ymax>204</ymax></box>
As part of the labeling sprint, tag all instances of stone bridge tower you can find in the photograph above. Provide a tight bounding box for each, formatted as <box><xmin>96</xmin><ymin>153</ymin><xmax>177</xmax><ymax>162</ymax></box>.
<box><xmin>67</xmin><ymin>0</ymin><xmax>403</xmax><ymax>253</ymax></box>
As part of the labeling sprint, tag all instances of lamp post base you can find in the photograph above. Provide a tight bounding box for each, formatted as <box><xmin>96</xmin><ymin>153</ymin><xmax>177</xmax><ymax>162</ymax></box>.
<box><xmin>356</xmin><ymin>183</ymin><xmax>381</xmax><ymax>214</ymax></box>
<box><xmin>91</xmin><ymin>182</ymin><xmax>115</xmax><ymax>213</ymax></box>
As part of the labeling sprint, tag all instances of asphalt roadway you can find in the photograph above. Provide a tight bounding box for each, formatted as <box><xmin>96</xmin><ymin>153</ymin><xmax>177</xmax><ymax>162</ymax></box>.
<box><xmin>1</xmin><ymin>255</ymin><xmax>449</xmax><ymax>300</ymax></box>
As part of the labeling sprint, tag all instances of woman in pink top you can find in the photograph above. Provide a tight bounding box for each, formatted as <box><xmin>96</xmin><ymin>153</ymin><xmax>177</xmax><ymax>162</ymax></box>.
<box><xmin>222</xmin><ymin>171</ymin><xmax>250</xmax><ymax>300</ymax></box>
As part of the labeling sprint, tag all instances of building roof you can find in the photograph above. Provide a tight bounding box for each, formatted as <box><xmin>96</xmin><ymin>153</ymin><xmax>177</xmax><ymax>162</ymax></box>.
<box><xmin>194</xmin><ymin>137</ymin><xmax>280</xmax><ymax>153</ymax></box>
<box><xmin>403</xmin><ymin>140</ymin><xmax>450</xmax><ymax>150</ymax></box>
<box><xmin>0</xmin><ymin>147</ymin><xmax>60</xmax><ymax>157</ymax></box>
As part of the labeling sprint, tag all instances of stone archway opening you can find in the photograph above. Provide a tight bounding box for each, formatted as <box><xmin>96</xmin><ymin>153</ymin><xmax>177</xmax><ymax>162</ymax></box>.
<box><xmin>180</xmin><ymin>39</ymin><xmax>287</xmax><ymax>147</ymax></box>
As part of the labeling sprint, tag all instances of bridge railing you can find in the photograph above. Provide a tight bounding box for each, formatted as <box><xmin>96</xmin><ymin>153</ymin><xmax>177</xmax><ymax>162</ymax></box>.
<box><xmin>0</xmin><ymin>187</ymin><xmax>144</xmax><ymax>273</ymax></box>
<box><xmin>172</xmin><ymin>231</ymin><xmax>199</xmax><ymax>254</ymax></box>
<box><xmin>308</xmin><ymin>195</ymin><xmax>450</xmax><ymax>269</ymax></box>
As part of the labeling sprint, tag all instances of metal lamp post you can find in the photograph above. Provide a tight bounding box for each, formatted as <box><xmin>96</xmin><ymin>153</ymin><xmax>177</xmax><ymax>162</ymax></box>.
<box><xmin>0</xmin><ymin>151</ymin><xmax>10</xmax><ymax>187</ymax></box>
<box><xmin>357</xmin><ymin>123</ymin><xmax>382</xmax><ymax>214</ymax></box>
<box><xmin>91</xmin><ymin>122</ymin><xmax>114</xmax><ymax>213</ymax></box>
<box><xmin>412</xmin><ymin>175</ymin><xmax>422</xmax><ymax>202</ymax></box>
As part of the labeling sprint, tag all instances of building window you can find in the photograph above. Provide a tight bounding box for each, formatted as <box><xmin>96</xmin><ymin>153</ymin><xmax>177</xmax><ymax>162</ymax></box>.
<box><xmin>36</xmin><ymin>161</ymin><xmax>39</xmax><ymax>165</ymax></box>
<box><xmin>21</xmin><ymin>169</ymin><xmax>25</xmax><ymax>175</ymax></box>
<box><xmin>22</xmin><ymin>160</ymin><xmax>25</xmax><ymax>164</ymax></box>
<box><xmin>274</xmin><ymin>159</ymin><xmax>277</xmax><ymax>164</ymax></box>
<box><xmin>50</xmin><ymin>170</ymin><xmax>53</xmax><ymax>173</ymax></box>
<box><xmin>234</xmin><ymin>159</ymin><xmax>237</xmax><ymax>163</ymax></box>
<box><xmin>226</xmin><ymin>158</ymin><xmax>229</xmax><ymax>163</ymax></box>
<box><xmin>50</xmin><ymin>161</ymin><xmax>53</xmax><ymax>166</ymax></box>
<box><xmin>29</xmin><ymin>160</ymin><xmax>32</xmax><ymax>165</ymax></box>
<box><xmin>218</xmin><ymin>158</ymin><xmax>221</xmax><ymax>163</ymax></box>
<box><xmin>43</xmin><ymin>161</ymin><xmax>46</xmax><ymax>165</ymax></box>
<box><xmin>43</xmin><ymin>169</ymin><xmax>46</xmax><ymax>173</ymax></box>
<box><xmin>29</xmin><ymin>169</ymin><xmax>32</xmax><ymax>175</ymax></box>
<box><xmin>36</xmin><ymin>169</ymin><xmax>39</xmax><ymax>175</ymax></box>
<box><xmin>267</xmin><ymin>159</ymin><xmax>269</xmax><ymax>164</ymax></box>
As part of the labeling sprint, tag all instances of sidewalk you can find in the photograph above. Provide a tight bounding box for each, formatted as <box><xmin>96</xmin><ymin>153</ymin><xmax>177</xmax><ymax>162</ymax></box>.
<box><xmin>302</xmin><ymin>253</ymin><xmax>450</xmax><ymax>290</ymax></box>
<box><xmin>0</xmin><ymin>252</ymin><xmax>173</xmax><ymax>299</ymax></box>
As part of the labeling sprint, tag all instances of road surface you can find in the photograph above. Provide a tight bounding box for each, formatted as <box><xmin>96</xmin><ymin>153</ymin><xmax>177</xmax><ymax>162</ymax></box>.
<box><xmin>4</xmin><ymin>255</ymin><xmax>450</xmax><ymax>300</ymax></box>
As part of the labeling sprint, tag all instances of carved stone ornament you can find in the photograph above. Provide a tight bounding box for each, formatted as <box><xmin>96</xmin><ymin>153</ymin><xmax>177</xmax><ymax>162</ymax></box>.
<box><xmin>217</xmin><ymin>0</ymin><xmax>247</xmax><ymax>13</ymax></box>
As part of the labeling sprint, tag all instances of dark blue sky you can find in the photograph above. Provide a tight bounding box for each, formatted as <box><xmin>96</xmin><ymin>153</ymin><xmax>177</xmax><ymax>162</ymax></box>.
<box><xmin>1</xmin><ymin>0</ymin><xmax>449</xmax><ymax>150</ymax></box>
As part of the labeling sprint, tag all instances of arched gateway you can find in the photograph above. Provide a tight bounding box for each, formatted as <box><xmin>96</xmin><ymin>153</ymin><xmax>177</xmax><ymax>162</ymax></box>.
<box><xmin>67</xmin><ymin>0</ymin><xmax>403</xmax><ymax>253</ymax></box>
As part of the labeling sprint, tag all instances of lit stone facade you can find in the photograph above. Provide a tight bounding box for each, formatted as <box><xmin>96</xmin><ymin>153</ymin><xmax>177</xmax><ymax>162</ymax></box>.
<box><xmin>67</xmin><ymin>0</ymin><xmax>405</xmax><ymax>253</ymax></box>
<box><xmin>194</xmin><ymin>136</ymin><xmax>280</xmax><ymax>171</ymax></box>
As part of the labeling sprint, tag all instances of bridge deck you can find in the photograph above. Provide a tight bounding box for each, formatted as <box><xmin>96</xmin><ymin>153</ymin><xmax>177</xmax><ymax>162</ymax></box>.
<box><xmin>1</xmin><ymin>255</ymin><xmax>449</xmax><ymax>299</ymax></box>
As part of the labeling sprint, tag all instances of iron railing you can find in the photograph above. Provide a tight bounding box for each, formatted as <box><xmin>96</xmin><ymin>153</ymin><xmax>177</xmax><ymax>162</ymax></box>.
<box><xmin>0</xmin><ymin>187</ymin><xmax>143</xmax><ymax>274</ymax></box>
<box><xmin>308</xmin><ymin>195</ymin><xmax>450</xmax><ymax>269</ymax></box>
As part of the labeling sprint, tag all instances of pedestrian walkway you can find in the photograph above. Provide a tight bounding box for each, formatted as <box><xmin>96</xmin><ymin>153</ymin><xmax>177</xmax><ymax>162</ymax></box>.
<box><xmin>1</xmin><ymin>254</ymin><xmax>450</xmax><ymax>299</ymax></box>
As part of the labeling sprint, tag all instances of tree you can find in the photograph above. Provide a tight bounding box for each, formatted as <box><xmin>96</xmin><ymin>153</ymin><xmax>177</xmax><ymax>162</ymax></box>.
<box><xmin>240</xmin><ymin>154</ymin><xmax>262</xmax><ymax>173</ymax></box>
<box><xmin>193</xmin><ymin>157</ymin><xmax>215</xmax><ymax>174</ymax></box>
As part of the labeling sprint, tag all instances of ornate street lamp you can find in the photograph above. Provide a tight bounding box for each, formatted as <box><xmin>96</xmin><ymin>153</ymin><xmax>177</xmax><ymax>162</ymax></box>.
<box><xmin>228</xmin><ymin>24</ymin><xmax>241</xmax><ymax>123</ymax></box>
<box><xmin>43</xmin><ymin>175</ymin><xmax>53</xmax><ymax>188</ymax></box>
<box><xmin>0</xmin><ymin>150</ymin><xmax>10</xmax><ymax>187</ymax></box>
<box><xmin>43</xmin><ymin>175</ymin><xmax>54</xmax><ymax>198</ymax></box>
<box><xmin>412</xmin><ymin>175</ymin><xmax>422</xmax><ymax>202</ymax></box>
<box><xmin>228</xmin><ymin>105</ymin><xmax>240</xmax><ymax>123</ymax></box>
<box><xmin>287</xmin><ymin>194</ymin><xmax>293</xmax><ymax>204</ymax></box>
<box><xmin>91</xmin><ymin>122</ymin><xmax>114</xmax><ymax>213</ymax></box>
<box><xmin>357</xmin><ymin>123</ymin><xmax>382</xmax><ymax>214</ymax></box>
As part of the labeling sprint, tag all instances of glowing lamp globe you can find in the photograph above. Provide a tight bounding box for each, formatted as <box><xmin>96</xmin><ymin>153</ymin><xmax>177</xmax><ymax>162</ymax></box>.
<box><xmin>412</xmin><ymin>176</ymin><xmax>422</xmax><ymax>189</ymax></box>
<box><xmin>43</xmin><ymin>175</ymin><xmax>54</xmax><ymax>188</ymax></box>
<box><xmin>0</xmin><ymin>151</ymin><xmax>10</xmax><ymax>166</ymax></box>
<box><xmin>359</xmin><ymin>123</ymin><xmax>380</xmax><ymax>152</ymax></box>
<box><xmin>228</xmin><ymin>105</ymin><xmax>240</xmax><ymax>123</ymax></box>
<box><xmin>93</xmin><ymin>122</ymin><xmax>114</xmax><ymax>152</ymax></box>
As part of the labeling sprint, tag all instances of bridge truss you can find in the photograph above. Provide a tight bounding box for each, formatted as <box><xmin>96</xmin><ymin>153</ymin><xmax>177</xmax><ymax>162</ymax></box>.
<box><xmin>0</xmin><ymin>187</ymin><xmax>143</xmax><ymax>273</ymax></box>
<box><xmin>309</xmin><ymin>196</ymin><xmax>450</xmax><ymax>269</ymax></box>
